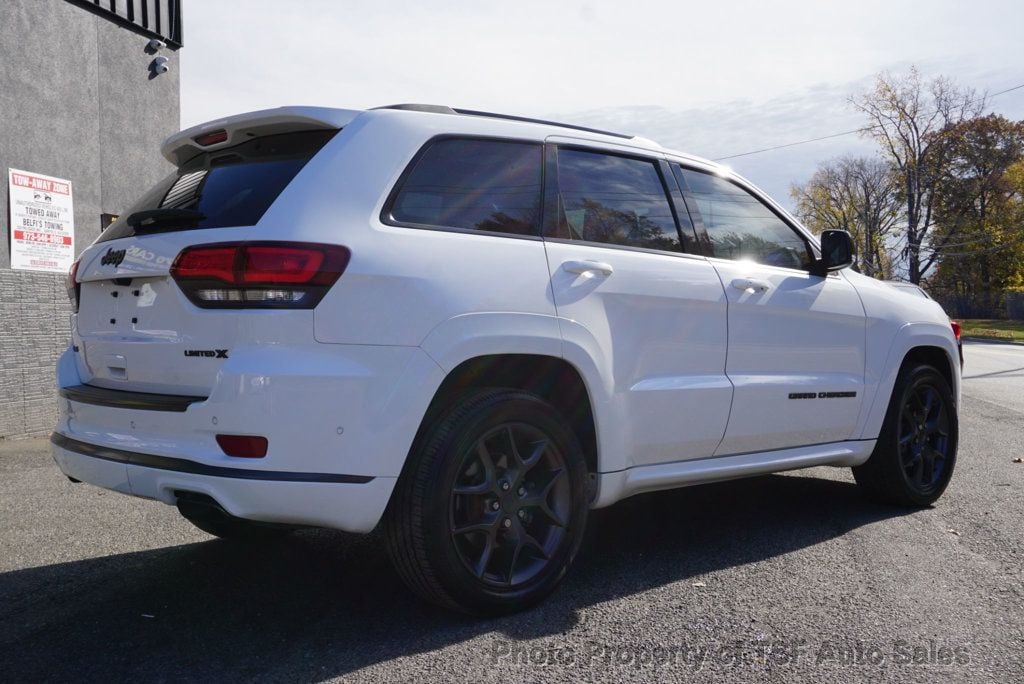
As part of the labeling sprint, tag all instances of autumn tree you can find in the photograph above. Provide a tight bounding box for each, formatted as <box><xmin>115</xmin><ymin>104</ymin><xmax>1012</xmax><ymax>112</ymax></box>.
<box><xmin>851</xmin><ymin>67</ymin><xmax>983</xmax><ymax>283</ymax></box>
<box><xmin>926</xmin><ymin>115</ymin><xmax>1024</xmax><ymax>315</ymax></box>
<box><xmin>791</xmin><ymin>156</ymin><xmax>900</xmax><ymax>278</ymax></box>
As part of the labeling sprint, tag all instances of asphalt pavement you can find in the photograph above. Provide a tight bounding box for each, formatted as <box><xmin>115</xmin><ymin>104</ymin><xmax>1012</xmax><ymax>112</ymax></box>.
<box><xmin>1</xmin><ymin>340</ymin><xmax>1021</xmax><ymax>682</ymax></box>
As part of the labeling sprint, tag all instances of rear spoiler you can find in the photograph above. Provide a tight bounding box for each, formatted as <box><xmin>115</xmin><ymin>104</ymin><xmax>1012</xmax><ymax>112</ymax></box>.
<box><xmin>161</xmin><ymin>106</ymin><xmax>362</xmax><ymax>166</ymax></box>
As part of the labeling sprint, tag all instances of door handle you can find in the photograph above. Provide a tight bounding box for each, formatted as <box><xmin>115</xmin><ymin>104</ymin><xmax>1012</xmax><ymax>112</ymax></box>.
<box><xmin>562</xmin><ymin>260</ymin><xmax>614</xmax><ymax>277</ymax></box>
<box><xmin>731</xmin><ymin>277</ymin><xmax>771</xmax><ymax>294</ymax></box>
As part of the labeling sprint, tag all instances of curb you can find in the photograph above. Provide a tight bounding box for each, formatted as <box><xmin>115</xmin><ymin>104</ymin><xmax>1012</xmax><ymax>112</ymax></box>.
<box><xmin>961</xmin><ymin>336</ymin><xmax>1024</xmax><ymax>347</ymax></box>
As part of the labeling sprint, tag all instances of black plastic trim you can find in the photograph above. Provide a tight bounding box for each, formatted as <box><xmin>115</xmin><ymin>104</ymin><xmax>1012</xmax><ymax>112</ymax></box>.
<box><xmin>370</xmin><ymin>103</ymin><xmax>635</xmax><ymax>139</ymax></box>
<box><xmin>669</xmin><ymin>163</ymin><xmax>715</xmax><ymax>257</ymax></box>
<box><xmin>51</xmin><ymin>433</ymin><xmax>375</xmax><ymax>484</ymax></box>
<box><xmin>659</xmin><ymin>158</ymin><xmax>701</xmax><ymax>253</ymax></box>
<box><xmin>59</xmin><ymin>384</ymin><xmax>205</xmax><ymax>412</ymax></box>
<box><xmin>541</xmin><ymin>143</ymin><xmax>559</xmax><ymax>238</ymax></box>
<box><xmin>373</xmin><ymin>103</ymin><xmax>457</xmax><ymax>114</ymax></box>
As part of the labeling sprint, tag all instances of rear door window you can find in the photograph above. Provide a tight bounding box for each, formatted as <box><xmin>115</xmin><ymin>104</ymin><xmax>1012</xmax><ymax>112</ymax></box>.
<box><xmin>97</xmin><ymin>130</ymin><xmax>336</xmax><ymax>243</ymax></box>
<box><xmin>551</xmin><ymin>148</ymin><xmax>682</xmax><ymax>252</ymax></box>
<box><xmin>386</xmin><ymin>138</ymin><xmax>543</xmax><ymax>236</ymax></box>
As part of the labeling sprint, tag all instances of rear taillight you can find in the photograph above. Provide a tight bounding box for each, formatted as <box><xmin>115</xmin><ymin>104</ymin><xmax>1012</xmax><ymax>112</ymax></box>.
<box><xmin>170</xmin><ymin>242</ymin><xmax>350</xmax><ymax>309</ymax></box>
<box><xmin>66</xmin><ymin>259</ymin><xmax>80</xmax><ymax>312</ymax></box>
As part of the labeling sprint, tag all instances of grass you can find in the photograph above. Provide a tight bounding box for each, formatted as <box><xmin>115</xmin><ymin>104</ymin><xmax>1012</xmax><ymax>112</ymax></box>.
<box><xmin>958</xmin><ymin>319</ymin><xmax>1024</xmax><ymax>344</ymax></box>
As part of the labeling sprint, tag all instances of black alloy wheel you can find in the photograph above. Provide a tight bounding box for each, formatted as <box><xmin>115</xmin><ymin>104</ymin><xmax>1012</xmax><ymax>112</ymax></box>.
<box><xmin>449</xmin><ymin>422</ymin><xmax>572</xmax><ymax>587</ymax></box>
<box><xmin>385</xmin><ymin>389</ymin><xmax>589</xmax><ymax>615</ymax></box>
<box><xmin>853</xmin><ymin>363</ymin><xmax>958</xmax><ymax>507</ymax></box>
<box><xmin>897</xmin><ymin>381</ymin><xmax>952</xmax><ymax>496</ymax></box>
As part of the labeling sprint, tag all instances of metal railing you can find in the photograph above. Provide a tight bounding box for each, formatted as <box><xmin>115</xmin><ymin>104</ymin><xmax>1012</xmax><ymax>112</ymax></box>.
<box><xmin>66</xmin><ymin>0</ymin><xmax>183</xmax><ymax>47</ymax></box>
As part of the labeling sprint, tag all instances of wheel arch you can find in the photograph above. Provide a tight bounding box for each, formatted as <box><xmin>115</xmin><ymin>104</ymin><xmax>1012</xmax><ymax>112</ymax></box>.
<box><xmin>408</xmin><ymin>353</ymin><xmax>600</xmax><ymax>485</ymax></box>
<box><xmin>857</xmin><ymin>323</ymin><xmax>961</xmax><ymax>440</ymax></box>
<box><xmin>901</xmin><ymin>345</ymin><xmax>956</xmax><ymax>395</ymax></box>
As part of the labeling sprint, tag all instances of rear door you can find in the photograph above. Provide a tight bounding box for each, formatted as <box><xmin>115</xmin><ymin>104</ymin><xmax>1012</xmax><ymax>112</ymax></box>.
<box><xmin>73</xmin><ymin>130</ymin><xmax>336</xmax><ymax>395</ymax></box>
<box><xmin>543</xmin><ymin>144</ymin><xmax>732</xmax><ymax>467</ymax></box>
<box><xmin>675</xmin><ymin>166</ymin><xmax>866</xmax><ymax>455</ymax></box>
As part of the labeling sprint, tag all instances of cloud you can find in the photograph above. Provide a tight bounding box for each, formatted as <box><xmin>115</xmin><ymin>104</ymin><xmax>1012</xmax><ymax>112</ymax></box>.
<box><xmin>178</xmin><ymin>2</ymin><xmax>1024</xmax><ymax>212</ymax></box>
<box><xmin>553</xmin><ymin>78</ymin><xmax>878</xmax><ymax>209</ymax></box>
<box><xmin>553</xmin><ymin>67</ymin><xmax>1024</xmax><ymax>210</ymax></box>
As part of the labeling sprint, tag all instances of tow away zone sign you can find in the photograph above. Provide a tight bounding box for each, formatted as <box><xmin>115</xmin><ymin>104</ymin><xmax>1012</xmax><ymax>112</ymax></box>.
<box><xmin>8</xmin><ymin>168</ymin><xmax>75</xmax><ymax>273</ymax></box>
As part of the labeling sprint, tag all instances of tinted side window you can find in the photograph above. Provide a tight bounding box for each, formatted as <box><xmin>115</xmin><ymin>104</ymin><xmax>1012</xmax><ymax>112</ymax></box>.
<box><xmin>388</xmin><ymin>138</ymin><xmax>542</xmax><ymax>235</ymax></box>
<box><xmin>553</xmin><ymin>149</ymin><xmax>681</xmax><ymax>252</ymax></box>
<box><xmin>679</xmin><ymin>168</ymin><xmax>812</xmax><ymax>269</ymax></box>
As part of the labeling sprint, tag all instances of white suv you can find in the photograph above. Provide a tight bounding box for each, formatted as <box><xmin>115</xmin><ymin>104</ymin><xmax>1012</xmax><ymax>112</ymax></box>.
<box><xmin>53</xmin><ymin>104</ymin><xmax>961</xmax><ymax>614</ymax></box>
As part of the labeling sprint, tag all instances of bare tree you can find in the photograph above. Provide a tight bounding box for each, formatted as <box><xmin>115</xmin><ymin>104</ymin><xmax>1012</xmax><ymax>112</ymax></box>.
<box><xmin>851</xmin><ymin>67</ymin><xmax>983</xmax><ymax>283</ymax></box>
<box><xmin>792</xmin><ymin>156</ymin><xmax>901</xmax><ymax>278</ymax></box>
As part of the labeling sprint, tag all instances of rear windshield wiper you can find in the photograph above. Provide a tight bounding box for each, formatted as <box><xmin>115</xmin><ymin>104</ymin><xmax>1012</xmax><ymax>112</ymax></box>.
<box><xmin>126</xmin><ymin>208</ymin><xmax>206</xmax><ymax>231</ymax></box>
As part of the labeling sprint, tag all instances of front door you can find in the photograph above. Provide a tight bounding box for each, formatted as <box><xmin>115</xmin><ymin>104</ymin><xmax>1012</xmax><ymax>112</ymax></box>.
<box><xmin>675</xmin><ymin>166</ymin><xmax>866</xmax><ymax>456</ymax></box>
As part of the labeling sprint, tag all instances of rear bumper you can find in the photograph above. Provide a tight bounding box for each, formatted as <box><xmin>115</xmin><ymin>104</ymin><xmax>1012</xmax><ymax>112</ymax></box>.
<box><xmin>51</xmin><ymin>341</ymin><xmax>447</xmax><ymax>532</ymax></box>
<box><xmin>51</xmin><ymin>433</ymin><xmax>396</xmax><ymax>532</ymax></box>
<box><xmin>54</xmin><ymin>342</ymin><xmax>444</xmax><ymax>477</ymax></box>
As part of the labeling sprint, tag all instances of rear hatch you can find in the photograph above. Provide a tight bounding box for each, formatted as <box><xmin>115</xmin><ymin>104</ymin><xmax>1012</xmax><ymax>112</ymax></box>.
<box><xmin>73</xmin><ymin>127</ymin><xmax>340</xmax><ymax>396</ymax></box>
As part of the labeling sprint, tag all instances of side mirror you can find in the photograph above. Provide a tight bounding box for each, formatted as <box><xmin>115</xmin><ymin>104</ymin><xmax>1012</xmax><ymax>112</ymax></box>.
<box><xmin>812</xmin><ymin>230</ymin><xmax>854</xmax><ymax>276</ymax></box>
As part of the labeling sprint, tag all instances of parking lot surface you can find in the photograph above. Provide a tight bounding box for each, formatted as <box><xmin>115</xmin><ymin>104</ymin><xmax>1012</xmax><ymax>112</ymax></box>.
<box><xmin>1</xmin><ymin>341</ymin><xmax>1021</xmax><ymax>682</ymax></box>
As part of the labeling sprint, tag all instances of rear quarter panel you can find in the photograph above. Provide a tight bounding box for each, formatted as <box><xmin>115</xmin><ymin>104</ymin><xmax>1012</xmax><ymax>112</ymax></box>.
<box><xmin>259</xmin><ymin>111</ymin><xmax>558</xmax><ymax>347</ymax></box>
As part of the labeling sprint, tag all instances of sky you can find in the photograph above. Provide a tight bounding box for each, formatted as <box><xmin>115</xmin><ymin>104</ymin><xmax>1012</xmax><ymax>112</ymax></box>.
<box><xmin>180</xmin><ymin>0</ymin><xmax>1024</xmax><ymax>209</ymax></box>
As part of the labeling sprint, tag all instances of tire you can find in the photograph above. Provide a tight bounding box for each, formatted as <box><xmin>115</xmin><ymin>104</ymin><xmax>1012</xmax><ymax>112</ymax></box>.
<box><xmin>853</xmin><ymin>363</ymin><xmax>958</xmax><ymax>507</ymax></box>
<box><xmin>384</xmin><ymin>388</ymin><xmax>590</xmax><ymax>615</ymax></box>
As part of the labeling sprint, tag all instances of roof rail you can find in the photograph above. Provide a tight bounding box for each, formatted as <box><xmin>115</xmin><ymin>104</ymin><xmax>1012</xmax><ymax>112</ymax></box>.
<box><xmin>373</xmin><ymin>103</ymin><xmax>634</xmax><ymax>140</ymax></box>
<box><xmin>453</xmin><ymin>108</ymin><xmax>633</xmax><ymax>140</ymax></box>
<box><xmin>372</xmin><ymin>103</ymin><xmax>457</xmax><ymax>114</ymax></box>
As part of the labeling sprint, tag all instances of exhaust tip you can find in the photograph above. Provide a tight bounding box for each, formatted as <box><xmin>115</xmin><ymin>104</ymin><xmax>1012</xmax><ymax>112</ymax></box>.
<box><xmin>174</xmin><ymin>490</ymin><xmax>228</xmax><ymax>519</ymax></box>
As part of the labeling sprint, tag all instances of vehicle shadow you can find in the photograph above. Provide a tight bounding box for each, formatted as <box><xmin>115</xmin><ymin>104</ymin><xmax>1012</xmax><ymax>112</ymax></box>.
<box><xmin>0</xmin><ymin>472</ymin><xmax>912</xmax><ymax>681</ymax></box>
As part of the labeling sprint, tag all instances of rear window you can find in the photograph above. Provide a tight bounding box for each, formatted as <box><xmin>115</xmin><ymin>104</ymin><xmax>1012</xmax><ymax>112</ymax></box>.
<box><xmin>97</xmin><ymin>130</ymin><xmax>336</xmax><ymax>243</ymax></box>
<box><xmin>386</xmin><ymin>138</ymin><xmax>543</xmax><ymax>236</ymax></box>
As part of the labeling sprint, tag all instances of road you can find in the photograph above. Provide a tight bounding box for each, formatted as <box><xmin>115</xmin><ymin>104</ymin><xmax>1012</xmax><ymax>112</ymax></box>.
<box><xmin>1</xmin><ymin>340</ymin><xmax>1022</xmax><ymax>682</ymax></box>
<box><xmin>961</xmin><ymin>338</ymin><xmax>1024</xmax><ymax>414</ymax></box>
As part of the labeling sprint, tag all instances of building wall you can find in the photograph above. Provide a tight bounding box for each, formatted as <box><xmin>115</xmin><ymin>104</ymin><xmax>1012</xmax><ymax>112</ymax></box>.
<box><xmin>1</xmin><ymin>0</ymin><xmax>180</xmax><ymax>438</ymax></box>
